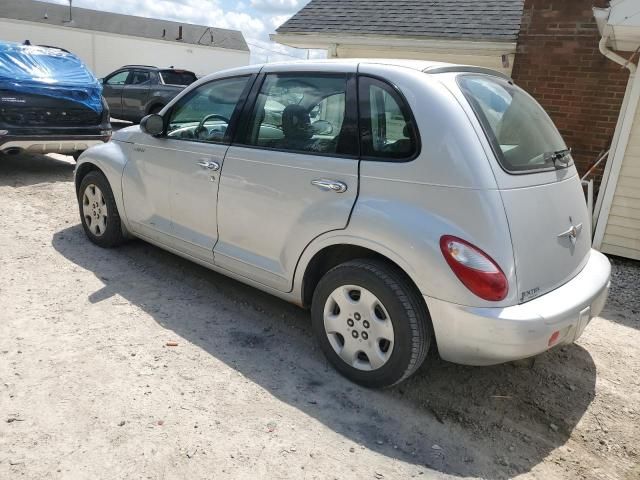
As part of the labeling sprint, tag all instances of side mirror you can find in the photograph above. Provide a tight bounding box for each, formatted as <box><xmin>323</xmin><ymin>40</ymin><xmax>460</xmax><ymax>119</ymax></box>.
<box><xmin>140</xmin><ymin>114</ymin><xmax>164</xmax><ymax>136</ymax></box>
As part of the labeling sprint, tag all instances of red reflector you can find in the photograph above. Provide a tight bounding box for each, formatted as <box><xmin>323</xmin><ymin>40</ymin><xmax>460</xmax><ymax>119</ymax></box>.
<box><xmin>440</xmin><ymin>235</ymin><xmax>508</xmax><ymax>301</ymax></box>
<box><xmin>548</xmin><ymin>331</ymin><xmax>560</xmax><ymax>347</ymax></box>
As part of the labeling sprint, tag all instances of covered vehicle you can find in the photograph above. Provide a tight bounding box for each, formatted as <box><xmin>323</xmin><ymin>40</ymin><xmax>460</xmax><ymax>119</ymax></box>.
<box><xmin>0</xmin><ymin>41</ymin><xmax>111</xmax><ymax>158</ymax></box>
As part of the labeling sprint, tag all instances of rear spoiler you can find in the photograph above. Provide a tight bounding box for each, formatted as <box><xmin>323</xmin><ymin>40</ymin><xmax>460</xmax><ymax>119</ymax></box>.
<box><xmin>423</xmin><ymin>65</ymin><xmax>512</xmax><ymax>82</ymax></box>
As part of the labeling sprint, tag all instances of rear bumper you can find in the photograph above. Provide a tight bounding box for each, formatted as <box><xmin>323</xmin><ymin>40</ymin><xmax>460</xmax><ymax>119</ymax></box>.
<box><xmin>426</xmin><ymin>249</ymin><xmax>611</xmax><ymax>366</ymax></box>
<box><xmin>0</xmin><ymin>135</ymin><xmax>108</xmax><ymax>154</ymax></box>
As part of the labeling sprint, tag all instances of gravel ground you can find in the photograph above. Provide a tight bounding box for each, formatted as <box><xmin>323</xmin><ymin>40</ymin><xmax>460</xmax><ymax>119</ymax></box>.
<box><xmin>0</xmin><ymin>152</ymin><xmax>639</xmax><ymax>480</ymax></box>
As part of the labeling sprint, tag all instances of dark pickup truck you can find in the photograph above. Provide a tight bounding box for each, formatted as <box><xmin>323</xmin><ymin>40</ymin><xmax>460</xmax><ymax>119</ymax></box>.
<box><xmin>102</xmin><ymin>66</ymin><xmax>197</xmax><ymax>123</ymax></box>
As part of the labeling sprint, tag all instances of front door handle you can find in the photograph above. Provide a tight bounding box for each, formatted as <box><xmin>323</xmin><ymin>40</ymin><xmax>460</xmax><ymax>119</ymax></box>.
<box><xmin>311</xmin><ymin>179</ymin><xmax>348</xmax><ymax>193</ymax></box>
<box><xmin>197</xmin><ymin>160</ymin><xmax>220</xmax><ymax>171</ymax></box>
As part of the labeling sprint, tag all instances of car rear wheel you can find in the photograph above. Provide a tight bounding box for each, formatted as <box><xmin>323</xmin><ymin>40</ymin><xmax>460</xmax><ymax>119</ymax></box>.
<box><xmin>311</xmin><ymin>259</ymin><xmax>431</xmax><ymax>388</ymax></box>
<box><xmin>78</xmin><ymin>171</ymin><xmax>125</xmax><ymax>248</ymax></box>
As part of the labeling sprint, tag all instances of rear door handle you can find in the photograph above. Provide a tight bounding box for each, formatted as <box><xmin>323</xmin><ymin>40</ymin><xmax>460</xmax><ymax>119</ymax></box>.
<box><xmin>311</xmin><ymin>179</ymin><xmax>348</xmax><ymax>193</ymax></box>
<box><xmin>197</xmin><ymin>160</ymin><xmax>220</xmax><ymax>171</ymax></box>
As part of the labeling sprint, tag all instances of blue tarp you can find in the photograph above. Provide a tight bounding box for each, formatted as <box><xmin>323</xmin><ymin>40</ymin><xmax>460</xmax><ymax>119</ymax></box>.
<box><xmin>0</xmin><ymin>41</ymin><xmax>103</xmax><ymax>112</ymax></box>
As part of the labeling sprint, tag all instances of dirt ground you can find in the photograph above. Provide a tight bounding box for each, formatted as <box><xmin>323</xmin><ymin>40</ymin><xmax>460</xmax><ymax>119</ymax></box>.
<box><xmin>1</xmin><ymin>152</ymin><xmax>639</xmax><ymax>480</ymax></box>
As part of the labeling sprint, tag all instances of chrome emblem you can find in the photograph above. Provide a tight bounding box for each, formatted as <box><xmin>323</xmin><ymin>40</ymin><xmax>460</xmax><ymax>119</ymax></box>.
<box><xmin>558</xmin><ymin>217</ymin><xmax>583</xmax><ymax>246</ymax></box>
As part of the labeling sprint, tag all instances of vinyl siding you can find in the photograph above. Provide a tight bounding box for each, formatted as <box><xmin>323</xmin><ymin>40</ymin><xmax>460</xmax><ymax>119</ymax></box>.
<box><xmin>601</xmin><ymin>104</ymin><xmax>640</xmax><ymax>261</ymax></box>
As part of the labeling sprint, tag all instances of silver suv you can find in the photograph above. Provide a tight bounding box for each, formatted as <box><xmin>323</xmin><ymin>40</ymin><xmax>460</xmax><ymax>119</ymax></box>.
<box><xmin>74</xmin><ymin>59</ymin><xmax>611</xmax><ymax>388</ymax></box>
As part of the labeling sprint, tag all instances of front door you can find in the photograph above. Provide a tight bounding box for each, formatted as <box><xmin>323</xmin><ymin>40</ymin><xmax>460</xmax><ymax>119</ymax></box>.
<box><xmin>216</xmin><ymin>69</ymin><xmax>360</xmax><ymax>291</ymax></box>
<box><xmin>122</xmin><ymin>69</ymin><xmax>151</xmax><ymax>122</ymax></box>
<box><xmin>122</xmin><ymin>75</ymin><xmax>253</xmax><ymax>263</ymax></box>
<box><xmin>102</xmin><ymin>70</ymin><xmax>129</xmax><ymax>119</ymax></box>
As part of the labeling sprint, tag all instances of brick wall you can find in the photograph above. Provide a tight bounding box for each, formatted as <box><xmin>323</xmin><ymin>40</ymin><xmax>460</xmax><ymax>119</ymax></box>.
<box><xmin>511</xmin><ymin>0</ymin><xmax>631</xmax><ymax>188</ymax></box>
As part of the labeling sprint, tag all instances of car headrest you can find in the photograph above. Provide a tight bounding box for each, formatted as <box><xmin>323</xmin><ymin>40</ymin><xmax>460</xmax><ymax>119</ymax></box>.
<box><xmin>282</xmin><ymin>104</ymin><xmax>312</xmax><ymax>141</ymax></box>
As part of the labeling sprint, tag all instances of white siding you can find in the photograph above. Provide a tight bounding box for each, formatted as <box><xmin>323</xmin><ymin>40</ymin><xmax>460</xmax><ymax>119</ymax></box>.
<box><xmin>333</xmin><ymin>45</ymin><xmax>513</xmax><ymax>75</ymax></box>
<box><xmin>0</xmin><ymin>19</ymin><xmax>249</xmax><ymax>78</ymax></box>
<box><xmin>601</xmin><ymin>101</ymin><xmax>640</xmax><ymax>260</ymax></box>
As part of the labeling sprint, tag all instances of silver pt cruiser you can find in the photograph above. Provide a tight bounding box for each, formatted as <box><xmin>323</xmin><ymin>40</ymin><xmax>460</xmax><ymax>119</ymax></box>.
<box><xmin>75</xmin><ymin>59</ymin><xmax>611</xmax><ymax>388</ymax></box>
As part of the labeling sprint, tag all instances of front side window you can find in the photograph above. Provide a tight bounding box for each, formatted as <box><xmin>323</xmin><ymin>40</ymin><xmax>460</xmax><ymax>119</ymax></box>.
<box><xmin>243</xmin><ymin>74</ymin><xmax>352</xmax><ymax>155</ymax></box>
<box><xmin>105</xmin><ymin>71</ymin><xmax>129</xmax><ymax>85</ymax></box>
<box><xmin>167</xmin><ymin>76</ymin><xmax>249</xmax><ymax>144</ymax></box>
<box><xmin>359</xmin><ymin>77</ymin><xmax>417</xmax><ymax>160</ymax></box>
<box><xmin>458</xmin><ymin>75</ymin><xmax>571</xmax><ymax>173</ymax></box>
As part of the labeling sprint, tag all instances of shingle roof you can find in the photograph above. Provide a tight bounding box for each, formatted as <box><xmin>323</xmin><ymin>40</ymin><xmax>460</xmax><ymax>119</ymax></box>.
<box><xmin>0</xmin><ymin>0</ymin><xmax>249</xmax><ymax>52</ymax></box>
<box><xmin>277</xmin><ymin>0</ymin><xmax>524</xmax><ymax>42</ymax></box>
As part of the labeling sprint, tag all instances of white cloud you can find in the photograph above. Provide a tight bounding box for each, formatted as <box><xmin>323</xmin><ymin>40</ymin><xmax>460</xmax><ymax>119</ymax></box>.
<box><xmin>249</xmin><ymin>0</ymin><xmax>302</xmax><ymax>13</ymax></box>
<box><xmin>270</xmin><ymin>14</ymin><xmax>292</xmax><ymax>30</ymax></box>
<box><xmin>42</xmin><ymin>0</ymin><xmax>323</xmax><ymax>64</ymax></box>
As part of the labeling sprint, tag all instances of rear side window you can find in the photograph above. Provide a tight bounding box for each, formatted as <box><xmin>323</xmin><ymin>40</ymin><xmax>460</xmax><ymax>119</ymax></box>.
<box><xmin>242</xmin><ymin>73</ymin><xmax>355</xmax><ymax>156</ymax></box>
<box><xmin>458</xmin><ymin>75</ymin><xmax>571</xmax><ymax>173</ymax></box>
<box><xmin>359</xmin><ymin>76</ymin><xmax>418</xmax><ymax>161</ymax></box>
<box><xmin>160</xmin><ymin>70</ymin><xmax>197</xmax><ymax>86</ymax></box>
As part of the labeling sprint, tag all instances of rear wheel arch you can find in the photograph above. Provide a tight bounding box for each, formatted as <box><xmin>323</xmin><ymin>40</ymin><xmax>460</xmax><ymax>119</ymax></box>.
<box><xmin>301</xmin><ymin>243</ymin><xmax>425</xmax><ymax>311</ymax></box>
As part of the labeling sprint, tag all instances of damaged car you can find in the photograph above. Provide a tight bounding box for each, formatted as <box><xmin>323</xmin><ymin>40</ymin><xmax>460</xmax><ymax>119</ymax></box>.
<box><xmin>0</xmin><ymin>41</ymin><xmax>111</xmax><ymax>160</ymax></box>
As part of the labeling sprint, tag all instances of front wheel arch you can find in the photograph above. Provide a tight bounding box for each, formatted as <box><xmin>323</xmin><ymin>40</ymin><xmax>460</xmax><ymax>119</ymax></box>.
<box><xmin>75</xmin><ymin>162</ymin><xmax>103</xmax><ymax>197</ymax></box>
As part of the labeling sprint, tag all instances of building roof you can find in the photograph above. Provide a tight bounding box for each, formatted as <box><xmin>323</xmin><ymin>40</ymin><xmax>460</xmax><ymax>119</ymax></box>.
<box><xmin>0</xmin><ymin>0</ymin><xmax>249</xmax><ymax>52</ymax></box>
<box><xmin>276</xmin><ymin>0</ymin><xmax>524</xmax><ymax>43</ymax></box>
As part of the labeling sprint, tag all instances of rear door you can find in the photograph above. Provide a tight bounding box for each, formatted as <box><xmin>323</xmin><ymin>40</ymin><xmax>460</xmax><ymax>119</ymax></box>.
<box><xmin>122</xmin><ymin>69</ymin><xmax>152</xmax><ymax>121</ymax></box>
<box><xmin>102</xmin><ymin>70</ymin><xmax>129</xmax><ymax>119</ymax></box>
<box><xmin>215</xmin><ymin>65</ymin><xmax>359</xmax><ymax>292</ymax></box>
<box><xmin>456</xmin><ymin>74</ymin><xmax>591</xmax><ymax>303</ymax></box>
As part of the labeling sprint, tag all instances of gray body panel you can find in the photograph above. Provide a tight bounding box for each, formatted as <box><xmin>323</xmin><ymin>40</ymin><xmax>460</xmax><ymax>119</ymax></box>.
<box><xmin>75</xmin><ymin>58</ymin><xmax>610</xmax><ymax>366</ymax></box>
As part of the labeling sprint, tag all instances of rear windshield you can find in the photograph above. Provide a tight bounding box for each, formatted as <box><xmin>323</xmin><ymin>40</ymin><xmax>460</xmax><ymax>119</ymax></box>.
<box><xmin>458</xmin><ymin>75</ymin><xmax>571</xmax><ymax>173</ymax></box>
<box><xmin>160</xmin><ymin>70</ymin><xmax>197</xmax><ymax>86</ymax></box>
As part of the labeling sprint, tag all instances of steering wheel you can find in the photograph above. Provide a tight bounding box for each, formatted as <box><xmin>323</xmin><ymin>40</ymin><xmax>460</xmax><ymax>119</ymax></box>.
<box><xmin>195</xmin><ymin>114</ymin><xmax>230</xmax><ymax>139</ymax></box>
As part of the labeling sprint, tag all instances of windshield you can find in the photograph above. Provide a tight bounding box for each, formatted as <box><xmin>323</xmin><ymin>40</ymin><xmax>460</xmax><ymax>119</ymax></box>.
<box><xmin>458</xmin><ymin>75</ymin><xmax>571</xmax><ymax>173</ymax></box>
<box><xmin>160</xmin><ymin>70</ymin><xmax>197</xmax><ymax>86</ymax></box>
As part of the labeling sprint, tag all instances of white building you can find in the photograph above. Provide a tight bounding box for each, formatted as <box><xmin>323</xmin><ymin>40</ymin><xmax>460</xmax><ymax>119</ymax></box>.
<box><xmin>271</xmin><ymin>0</ymin><xmax>522</xmax><ymax>75</ymax></box>
<box><xmin>0</xmin><ymin>0</ymin><xmax>250</xmax><ymax>79</ymax></box>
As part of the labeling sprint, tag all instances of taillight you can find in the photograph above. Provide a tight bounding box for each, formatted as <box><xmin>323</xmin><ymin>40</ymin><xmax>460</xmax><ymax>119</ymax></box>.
<box><xmin>440</xmin><ymin>235</ymin><xmax>508</xmax><ymax>301</ymax></box>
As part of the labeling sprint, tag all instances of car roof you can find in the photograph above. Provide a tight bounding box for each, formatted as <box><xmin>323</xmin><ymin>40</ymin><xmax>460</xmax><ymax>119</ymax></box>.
<box><xmin>255</xmin><ymin>58</ymin><xmax>450</xmax><ymax>71</ymax></box>
<box><xmin>198</xmin><ymin>58</ymin><xmax>509</xmax><ymax>85</ymax></box>
<box><xmin>119</xmin><ymin>65</ymin><xmax>196</xmax><ymax>72</ymax></box>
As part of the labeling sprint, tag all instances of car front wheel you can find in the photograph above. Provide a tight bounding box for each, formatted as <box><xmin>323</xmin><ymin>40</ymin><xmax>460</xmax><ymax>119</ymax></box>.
<box><xmin>78</xmin><ymin>170</ymin><xmax>125</xmax><ymax>248</ymax></box>
<box><xmin>311</xmin><ymin>259</ymin><xmax>431</xmax><ymax>388</ymax></box>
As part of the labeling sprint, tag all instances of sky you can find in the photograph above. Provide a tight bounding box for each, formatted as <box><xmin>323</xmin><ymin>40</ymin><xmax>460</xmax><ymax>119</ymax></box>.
<box><xmin>43</xmin><ymin>0</ymin><xmax>324</xmax><ymax>63</ymax></box>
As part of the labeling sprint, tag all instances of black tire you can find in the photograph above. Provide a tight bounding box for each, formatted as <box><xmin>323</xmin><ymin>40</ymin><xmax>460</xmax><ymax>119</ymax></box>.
<box><xmin>78</xmin><ymin>170</ymin><xmax>125</xmax><ymax>248</ymax></box>
<box><xmin>311</xmin><ymin>259</ymin><xmax>431</xmax><ymax>388</ymax></box>
<box><xmin>148</xmin><ymin>104</ymin><xmax>164</xmax><ymax>115</ymax></box>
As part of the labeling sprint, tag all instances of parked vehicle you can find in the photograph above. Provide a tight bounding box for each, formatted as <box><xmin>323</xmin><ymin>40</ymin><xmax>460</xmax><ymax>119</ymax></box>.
<box><xmin>101</xmin><ymin>65</ymin><xmax>197</xmax><ymax>123</ymax></box>
<box><xmin>0</xmin><ymin>42</ymin><xmax>111</xmax><ymax>159</ymax></box>
<box><xmin>75</xmin><ymin>59</ymin><xmax>611</xmax><ymax>388</ymax></box>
